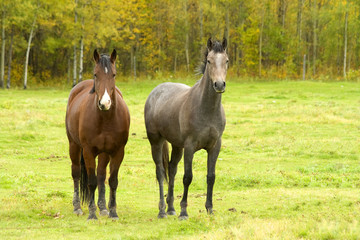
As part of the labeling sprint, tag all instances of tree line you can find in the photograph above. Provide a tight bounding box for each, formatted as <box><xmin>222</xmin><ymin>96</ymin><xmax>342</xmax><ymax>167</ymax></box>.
<box><xmin>0</xmin><ymin>0</ymin><xmax>358</xmax><ymax>88</ymax></box>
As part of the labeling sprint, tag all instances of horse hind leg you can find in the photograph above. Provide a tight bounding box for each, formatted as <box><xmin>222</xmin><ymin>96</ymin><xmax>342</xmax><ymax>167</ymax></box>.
<box><xmin>108</xmin><ymin>146</ymin><xmax>125</xmax><ymax>220</ymax></box>
<box><xmin>97</xmin><ymin>153</ymin><xmax>110</xmax><ymax>216</ymax></box>
<box><xmin>69</xmin><ymin>142</ymin><xmax>83</xmax><ymax>215</ymax></box>
<box><xmin>82</xmin><ymin>148</ymin><xmax>98</xmax><ymax>220</ymax></box>
<box><xmin>166</xmin><ymin>145</ymin><xmax>183</xmax><ymax>216</ymax></box>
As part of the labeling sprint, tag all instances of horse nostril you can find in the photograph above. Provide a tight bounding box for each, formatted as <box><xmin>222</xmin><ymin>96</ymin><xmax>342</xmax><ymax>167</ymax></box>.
<box><xmin>223</xmin><ymin>82</ymin><xmax>226</xmax><ymax>87</ymax></box>
<box><xmin>214</xmin><ymin>82</ymin><xmax>217</xmax><ymax>88</ymax></box>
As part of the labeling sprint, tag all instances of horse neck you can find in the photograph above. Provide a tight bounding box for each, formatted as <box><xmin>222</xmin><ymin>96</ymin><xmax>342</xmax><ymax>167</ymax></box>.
<box><xmin>195</xmin><ymin>70</ymin><xmax>222</xmax><ymax>114</ymax></box>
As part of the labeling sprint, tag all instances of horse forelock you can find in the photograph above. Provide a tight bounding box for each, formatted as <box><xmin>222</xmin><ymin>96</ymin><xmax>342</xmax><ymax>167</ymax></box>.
<box><xmin>99</xmin><ymin>54</ymin><xmax>113</xmax><ymax>74</ymax></box>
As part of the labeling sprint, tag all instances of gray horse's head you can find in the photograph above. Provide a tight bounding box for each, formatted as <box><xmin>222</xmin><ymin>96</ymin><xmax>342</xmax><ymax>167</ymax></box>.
<box><xmin>205</xmin><ymin>38</ymin><xmax>228</xmax><ymax>93</ymax></box>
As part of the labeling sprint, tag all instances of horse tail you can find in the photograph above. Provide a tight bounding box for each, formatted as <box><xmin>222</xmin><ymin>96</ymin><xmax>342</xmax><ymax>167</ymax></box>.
<box><xmin>162</xmin><ymin>141</ymin><xmax>169</xmax><ymax>183</ymax></box>
<box><xmin>80</xmin><ymin>150</ymin><xmax>89</xmax><ymax>204</ymax></box>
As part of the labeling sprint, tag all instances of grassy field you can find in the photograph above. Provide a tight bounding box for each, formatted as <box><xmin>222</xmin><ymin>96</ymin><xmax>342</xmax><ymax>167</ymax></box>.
<box><xmin>0</xmin><ymin>80</ymin><xmax>359</xmax><ymax>239</ymax></box>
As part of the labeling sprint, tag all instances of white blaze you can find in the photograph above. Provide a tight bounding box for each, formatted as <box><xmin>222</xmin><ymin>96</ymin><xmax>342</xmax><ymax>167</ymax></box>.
<box><xmin>105</xmin><ymin>67</ymin><xmax>108</xmax><ymax>74</ymax></box>
<box><xmin>99</xmin><ymin>89</ymin><xmax>111</xmax><ymax>110</ymax></box>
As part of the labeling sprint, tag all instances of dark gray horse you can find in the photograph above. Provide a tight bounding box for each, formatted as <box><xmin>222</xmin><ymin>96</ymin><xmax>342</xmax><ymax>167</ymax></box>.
<box><xmin>144</xmin><ymin>38</ymin><xmax>228</xmax><ymax>220</ymax></box>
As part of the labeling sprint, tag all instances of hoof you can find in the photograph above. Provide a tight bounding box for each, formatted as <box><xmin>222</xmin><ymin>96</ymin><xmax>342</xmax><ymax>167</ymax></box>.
<box><xmin>158</xmin><ymin>212</ymin><xmax>167</xmax><ymax>219</ymax></box>
<box><xmin>178</xmin><ymin>215</ymin><xmax>189</xmax><ymax>221</ymax></box>
<box><xmin>99</xmin><ymin>209</ymin><xmax>109</xmax><ymax>216</ymax></box>
<box><xmin>167</xmin><ymin>210</ymin><xmax>176</xmax><ymax>216</ymax></box>
<box><xmin>109</xmin><ymin>211</ymin><xmax>119</xmax><ymax>219</ymax></box>
<box><xmin>207</xmin><ymin>208</ymin><xmax>214</xmax><ymax>215</ymax></box>
<box><xmin>109</xmin><ymin>216</ymin><xmax>119</xmax><ymax>221</ymax></box>
<box><xmin>73</xmin><ymin>209</ymin><xmax>83</xmax><ymax>216</ymax></box>
<box><xmin>87</xmin><ymin>214</ymin><xmax>98</xmax><ymax>221</ymax></box>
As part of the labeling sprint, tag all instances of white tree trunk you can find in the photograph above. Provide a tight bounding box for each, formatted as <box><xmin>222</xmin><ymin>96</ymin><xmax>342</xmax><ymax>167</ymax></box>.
<box><xmin>79</xmin><ymin>36</ymin><xmax>83</xmax><ymax>82</ymax></box>
<box><xmin>343</xmin><ymin>10</ymin><xmax>348</xmax><ymax>78</ymax></box>
<box><xmin>1</xmin><ymin>11</ymin><xmax>5</xmax><ymax>88</ymax></box>
<box><xmin>303</xmin><ymin>54</ymin><xmax>306</xmax><ymax>80</ymax></box>
<box><xmin>7</xmin><ymin>28</ymin><xmax>13</xmax><ymax>89</ymax></box>
<box><xmin>23</xmin><ymin>17</ymin><xmax>36</xmax><ymax>89</ymax></box>
<box><xmin>259</xmin><ymin>7</ymin><xmax>265</xmax><ymax>77</ymax></box>
<box><xmin>312</xmin><ymin>0</ymin><xmax>317</xmax><ymax>76</ymax></box>
<box><xmin>73</xmin><ymin>45</ymin><xmax>77</xmax><ymax>86</ymax></box>
<box><xmin>184</xmin><ymin>2</ymin><xmax>189</xmax><ymax>72</ymax></box>
<box><xmin>133</xmin><ymin>55</ymin><xmax>136</xmax><ymax>81</ymax></box>
<box><xmin>73</xmin><ymin>0</ymin><xmax>78</xmax><ymax>87</ymax></box>
<box><xmin>226</xmin><ymin>8</ymin><xmax>230</xmax><ymax>51</ymax></box>
<box><xmin>185</xmin><ymin>34</ymin><xmax>189</xmax><ymax>72</ymax></box>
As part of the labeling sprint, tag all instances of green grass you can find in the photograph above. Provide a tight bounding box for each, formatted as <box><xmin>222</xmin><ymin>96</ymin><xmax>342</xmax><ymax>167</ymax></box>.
<box><xmin>0</xmin><ymin>80</ymin><xmax>359</xmax><ymax>239</ymax></box>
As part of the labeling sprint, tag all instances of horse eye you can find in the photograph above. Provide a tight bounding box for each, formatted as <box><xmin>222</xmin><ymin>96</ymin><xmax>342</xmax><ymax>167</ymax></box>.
<box><xmin>207</xmin><ymin>60</ymin><xmax>211</xmax><ymax>64</ymax></box>
<box><xmin>113</xmin><ymin>74</ymin><xmax>116</xmax><ymax>77</ymax></box>
<box><xmin>226</xmin><ymin>60</ymin><xmax>229</xmax><ymax>64</ymax></box>
<box><xmin>94</xmin><ymin>74</ymin><xmax>97</xmax><ymax>78</ymax></box>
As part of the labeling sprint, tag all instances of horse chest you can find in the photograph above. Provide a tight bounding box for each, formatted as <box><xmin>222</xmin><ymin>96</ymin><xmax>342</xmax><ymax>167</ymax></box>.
<box><xmin>81</xmin><ymin>120</ymin><xmax>123</xmax><ymax>153</ymax></box>
<box><xmin>195</xmin><ymin>125</ymin><xmax>222</xmax><ymax>150</ymax></box>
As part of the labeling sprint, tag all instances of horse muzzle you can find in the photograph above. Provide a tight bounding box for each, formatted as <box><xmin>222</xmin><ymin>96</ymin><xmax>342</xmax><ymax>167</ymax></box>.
<box><xmin>213</xmin><ymin>80</ymin><xmax>226</xmax><ymax>93</ymax></box>
<box><xmin>98</xmin><ymin>100</ymin><xmax>111</xmax><ymax>111</ymax></box>
<box><xmin>98</xmin><ymin>89</ymin><xmax>112</xmax><ymax>111</ymax></box>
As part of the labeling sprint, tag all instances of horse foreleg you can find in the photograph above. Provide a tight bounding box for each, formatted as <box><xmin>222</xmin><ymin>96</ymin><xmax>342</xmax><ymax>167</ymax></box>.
<box><xmin>69</xmin><ymin>142</ymin><xmax>83</xmax><ymax>215</ymax></box>
<box><xmin>205</xmin><ymin>138</ymin><xmax>221</xmax><ymax>214</ymax></box>
<box><xmin>108</xmin><ymin>147</ymin><xmax>124</xmax><ymax>219</ymax></box>
<box><xmin>166</xmin><ymin>146</ymin><xmax>183</xmax><ymax>215</ymax></box>
<box><xmin>179</xmin><ymin>146</ymin><xmax>194</xmax><ymax>220</ymax></box>
<box><xmin>83</xmin><ymin>148</ymin><xmax>98</xmax><ymax>220</ymax></box>
<box><xmin>97</xmin><ymin>153</ymin><xmax>110</xmax><ymax>216</ymax></box>
<box><xmin>151</xmin><ymin>142</ymin><xmax>167</xmax><ymax>218</ymax></box>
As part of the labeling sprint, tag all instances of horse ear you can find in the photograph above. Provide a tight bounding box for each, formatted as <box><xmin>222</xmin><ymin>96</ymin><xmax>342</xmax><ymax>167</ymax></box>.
<box><xmin>110</xmin><ymin>49</ymin><xmax>117</xmax><ymax>63</ymax></box>
<box><xmin>222</xmin><ymin>38</ymin><xmax>227</xmax><ymax>51</ymax></box>
<box><xmin>94</xmin><ymin>49</ymin><xmax>100</xmax><ymax>63</ymax></box>
<box><xmin>207</xmin><ymin>37</ymin><xmax>212</xmax><ymax>51</ymax></box>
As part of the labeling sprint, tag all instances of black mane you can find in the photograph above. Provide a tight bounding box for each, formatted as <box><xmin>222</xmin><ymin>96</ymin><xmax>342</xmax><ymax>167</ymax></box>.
<box><xmin>197</xmin><ymin>40</ymin><xmax>226</xmax><ymax>75</ymax></box>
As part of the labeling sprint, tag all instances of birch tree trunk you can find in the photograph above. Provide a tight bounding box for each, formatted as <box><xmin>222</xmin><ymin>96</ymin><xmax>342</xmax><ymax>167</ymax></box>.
<box><xmin>226</xmin><ymin>8</ymin><xmax>230</xmax><ymax>51</ymax></box>
<box><xmin>199</xmin><ymin>2</ymin><xmax>203</xmax><ymax>55</ymax></box>
<box><xmin>73</xmin><ymin>45</ymin><xmax>77</xmax><ymax>87</ymax></box>
<box><xmin>174</xmin><ymin>53</ymin><xmax>177</xmax><ymax>73</ymax></box>
<box><xmin>184</xmin><ymin>2</ymin><xmax>189</xmax><ymax>72</ymax></box>
<box><xmin>67</xmin><ymin>57</ymin><xmax>70</xmax><ymax>85</ymax></box>
<box><xmin>343</xmin><ymin>8</ymin><xmax>348</xmax><ymax>78</ymax></box>
<box><xmin>1</xmin><ymin>11</ymin><xmax>5</xmax><ymax>88</ymax></box>
<box><xmin>133</xmin><ymin>55</ymin><xmax>136</xmax><ymax>81</ymax></box>
<box><xmin>297</xmin><ymin>0</ymin><xmax>303</xmax><ymax>40</ymax></box>
<box><xmin>259</xmin><ymin>6</ymin><xmax>265</xmax><ymax>77</ymax></box>
<box><xmin>7</xmin><ymin>28</ymin><xmax>13</xmax><ymax>89</ymax></box>
<box><xmin>23</xmin><ymin>16</ymin><xmax>36</xmax><ymax>89</ymax></box>
<box><xmin>312</xmin><ymin>0</ymin><xmax>317</xmax><ymax>76</ymax></box>
<box><xmin>79</xmin><ymin>35</ymin><xmax>83</xmax><ymax>82</ymax></box>
<box><xmin>130</xmin><ymin>46</ymin><xmax>134</xmax><ymax>80</ymax></box>
<box><xmin>297</xmin><ymin>0</ymin><xmax>303</xmax><ymax>68</ymax></box>
<box><xmin>185</xmin><ymin>33</ymin><xmax>189</xmax><ymax>72</ymax></box>
<box><xmin>73</xmin><ymin>0</ymin><xmax>78</xmax><ymax>87</ymax></box>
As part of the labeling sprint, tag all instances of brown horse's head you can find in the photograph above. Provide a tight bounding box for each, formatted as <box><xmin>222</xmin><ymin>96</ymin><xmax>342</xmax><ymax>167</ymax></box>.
<box><xmin>92</xmin><ymin>49</ymin><xmax>117</xmax><ymax>111</ymax></box>
<box><xmin>205</xmin><ymin>38</ymin><xmax>228</xmax><ymax>93</ymax></box>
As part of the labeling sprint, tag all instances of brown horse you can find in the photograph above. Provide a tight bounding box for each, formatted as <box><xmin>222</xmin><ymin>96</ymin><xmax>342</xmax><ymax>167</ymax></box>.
<box><xmin>65</xmin><ymin>49</ymin><xmax>130</xmax><ymax>220</ymax></box>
